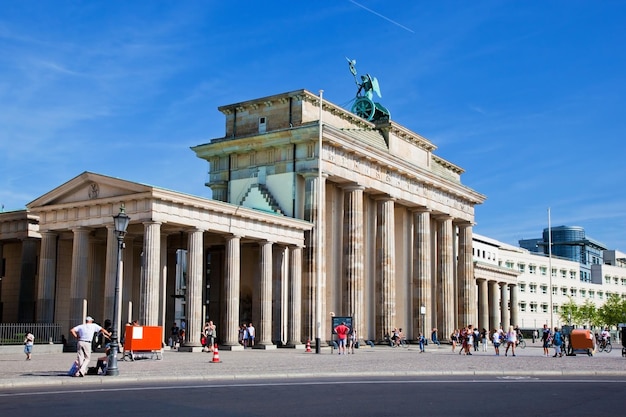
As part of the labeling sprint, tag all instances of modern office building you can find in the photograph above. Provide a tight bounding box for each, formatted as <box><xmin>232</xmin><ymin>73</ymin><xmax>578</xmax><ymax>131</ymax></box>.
<box><xmin>519</xmin><ymin>225</ymin><xmax>607</xmax><ymax>283</ymax></box>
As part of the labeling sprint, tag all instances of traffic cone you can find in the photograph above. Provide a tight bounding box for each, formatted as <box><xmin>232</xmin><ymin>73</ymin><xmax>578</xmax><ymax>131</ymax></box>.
<box><xmin>305</xmin><ymin>339</ymin><xmax>312</xmax><ymax>353</ymax></box>
<box><xmin>211</xmin><ymin>344</ymin><xmax>221</xmax><ymax>363</ymax></box>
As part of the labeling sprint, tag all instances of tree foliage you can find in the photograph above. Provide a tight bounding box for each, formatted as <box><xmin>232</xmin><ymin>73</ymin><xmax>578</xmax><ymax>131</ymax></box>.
<box><xmin>597</xmin><ymin>294</ymin><xmax>626</xmax><ymax>328</ymax></box>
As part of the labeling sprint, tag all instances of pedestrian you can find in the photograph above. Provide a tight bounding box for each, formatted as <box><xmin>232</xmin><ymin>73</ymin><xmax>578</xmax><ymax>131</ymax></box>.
<box><xmin>450</xmin><ymin>329</ymin><xmax>459</xmax><ymax>352</ymax></box>
<box><xmin>473</xmin><ymin>327</ymin><xmax>480</xmax><ymax>352</ymax></box>
<box><xmin>204</xmin><ymin>320</ymin><xmax>216</xmax><ymax>352</ymax></box>
<box><xmin>334</xmin><ymin>321</ymin><xmax>350</xmax><ymax>355</ymax></box>
<box><xmin>532</xmin><ymin>329</ymin><xmax>539</xmax><ymax>344</ymax></box>
<box><xmin>504</xmin><ymin>325</ymin><xmax>516</xmax><ymax>357</ymax></box>
<box><xmin>431</xmin><ymin>328</ymin><xmax>440</xmax><ymax>346</ymax></box>
<box><xmin>552</xmin><ymin>327</ymin><xmax>563</xmax><ymax>357</ymax></box>
<box><xmin>23</xmin><ymin>330</ymin><xmax>34</xmax><ymax>360</ymax></box>
<box><xmin>70</xmin><ymin>316</ymin><xmax>111</xmax><ymax>377</ymax></box>
<box><xmin>541</xmin><ymin>324</ymin><xmax>551</xmax><ymax>356</ymax></box>
<box><xmin>418</xmin><ymin>332</ymin><xmax>425</xmax><ymax>353</ymax></box>
<box><xmin>492</xmin><ymin>329</ymin><xmax>501</xmax><ymax>356</ymax></box>
<box><xmin>481</xmin><ymin>328</ymin><xmax>488</xmax><ymax>352</ymax></box>
<box><xmin>247</xmin><ymin>322</ymin><xmax>255</xmax><ymax>348</ymax></box>
<box><xmin>348</xmin><ymin>328</ymin><xmax>357</xmax><ymax>354</ymax></box>
<box><xmin>170</xmin><ymin>322</ymin><xmax>179</xmax><ymax>349</ymax></box>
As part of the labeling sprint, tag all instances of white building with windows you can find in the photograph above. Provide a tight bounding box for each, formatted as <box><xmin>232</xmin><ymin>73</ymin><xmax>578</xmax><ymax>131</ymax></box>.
<box><xmin>474</xmin><ymin>233</ymin><xmax>626</xmax><ymax>332</ymax></box>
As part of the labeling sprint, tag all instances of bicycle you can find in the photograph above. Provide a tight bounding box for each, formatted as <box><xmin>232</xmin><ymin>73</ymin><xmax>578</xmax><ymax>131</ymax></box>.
<box><xmin>597</xmin><ymin>339</ymin><xmax>612</xmax><ymax>353</ymax></box>
<box><xmin>516</xmin><ymin>337</ymin><xmax>527</xmax><ymax>349</ymax></box>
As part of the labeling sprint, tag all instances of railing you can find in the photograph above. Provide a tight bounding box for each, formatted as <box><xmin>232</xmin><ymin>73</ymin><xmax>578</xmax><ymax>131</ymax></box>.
<box><xmin>0</xmin><ymin>323</ymin><xmax>63</xmax><ymax>345</ymax></box>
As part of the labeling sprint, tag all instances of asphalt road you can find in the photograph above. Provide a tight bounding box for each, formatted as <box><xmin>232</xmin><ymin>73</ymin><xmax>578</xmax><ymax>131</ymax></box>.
<box><xmin>2</xmin><ymin>376</ymin><xmax>625</xmax><ymax>417</ymax></box>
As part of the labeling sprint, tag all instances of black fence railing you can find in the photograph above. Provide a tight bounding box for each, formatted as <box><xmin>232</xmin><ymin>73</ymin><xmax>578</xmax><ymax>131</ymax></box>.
<box><xmin>0</xmin><ymin>323</ymin><xmax>62</xmax><ymax>345</ymax></box>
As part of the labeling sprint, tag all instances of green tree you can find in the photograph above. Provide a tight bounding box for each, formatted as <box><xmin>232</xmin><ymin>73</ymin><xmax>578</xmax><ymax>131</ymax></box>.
<box><xmin>558</xmin><ymin>297</ymin><xmax>579</xmax><ymax>325</ymax></box>
<box><xmin>597</xmin><ymin>294</ymin><xmax>626</xmax><ymax>328</ymax></box>
<box><xmin>578</xmin><ymin>300</ymin><xmax>597</xmax><ymax>328</ymax></box>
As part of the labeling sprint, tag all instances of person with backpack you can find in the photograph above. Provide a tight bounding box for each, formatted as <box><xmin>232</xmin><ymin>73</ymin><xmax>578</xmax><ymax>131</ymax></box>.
<box><xmin>552</xmin><ymin>327</ymin><xmax>563</xmax><ymax>357</ymax></box>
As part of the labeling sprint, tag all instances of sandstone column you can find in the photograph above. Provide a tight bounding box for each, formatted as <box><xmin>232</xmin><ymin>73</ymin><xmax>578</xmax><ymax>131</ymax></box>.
<box><xmin>343</xmin><ymin>185</ymin><xmax>365</xmax><ymax>341</ymax></box>
<box><xmin>500</xmin><ymin>282</ymin><xmax>510</xmax><ymax>329</ymax></box>
<box><xmin>436</xmin><ymin>216</ymin><xmax>454</xmax><ymax>340</ymax></box>
<box><xmin>185</xmin><ymin>228</ymin><xmax>204</xmax><ymax>348</ymax></box>
<box><xmin>103</xmin><ymin>225</ymin><xmax>117</xmax><ymax>325</ymax></box>
<box><xmin>37</xmin><ymin>231</ymin><xmax>57</xmax><ymax>322</ymax></box>
<box><xmin>456</xmin><ymin>222</ymin><xmax>475</xmax><ymax>327</ymax></box>
<box><xmin>477</xmin><ymin>278</ymin><xmax>489</xmax><ymax>332</ymax></box>
<box><xmin>302</xmin><ymin>172</ymin><xmax>326</xmax><ymax>342</ymax></box>
<box><xmin>412</xmin><ymin>208</ymin><xmax>431</xmax><ymax>338</ymax></box>
<box><xmin>376</xmin><ymin>197</ymin><xmax>396</xmax><ymax>341</ymax></box>
<box><xmin>509</xmin><ymin>284</ymin><xmax>519</xmax><ymax>328</ymax></box>
<box><xmin>140</xmin><ymin>222</ymin><xmax>161</xmax><ymax>326</ymax></box>
<box><xmin>223</xmin><ymin>235</ymin><xmax>241</xmax><ymax>347</ymax></box>
<box><xmin>70</xmin><ymin>227</ymin><xmax>90</xmax><ymax>329</ymax></box>
<box><xmin>287</xmin><ymin>245</ymin><xmax>303</xmax><ymax>346</ymax></box>
<box><xmin>257</xmin><ymin>240</ymin><xmax>275</xmax><ymax>348</ymax></box>
<box><xmin>488</xmin><ymin>280</ymin><xmax>500</xmax><ymax>331</ymax></box>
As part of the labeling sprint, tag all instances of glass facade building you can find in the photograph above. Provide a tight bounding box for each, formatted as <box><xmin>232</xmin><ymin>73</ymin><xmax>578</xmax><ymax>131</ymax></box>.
<box><xmin>519</xmin><ymin>226</ymin><xmax>607</xmax><ymax>283</ymax></box>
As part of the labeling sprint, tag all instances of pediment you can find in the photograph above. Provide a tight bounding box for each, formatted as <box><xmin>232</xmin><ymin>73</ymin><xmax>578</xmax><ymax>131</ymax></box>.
<box><xmin>26</xmin><ymin>172</ymin><xmax>153</xmax><ymax>209</ymax></box>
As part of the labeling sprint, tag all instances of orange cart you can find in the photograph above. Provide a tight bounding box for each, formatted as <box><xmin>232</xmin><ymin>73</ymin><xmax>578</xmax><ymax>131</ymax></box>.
<box><xmin>569</xmin><ymin>329</ymin><xmax>594</xmax><ymax>357</ymax></box>
<box><xmin>123</xmin><ymin>325</ymin><xmax>164</xmax><ymax>361</ymax></box>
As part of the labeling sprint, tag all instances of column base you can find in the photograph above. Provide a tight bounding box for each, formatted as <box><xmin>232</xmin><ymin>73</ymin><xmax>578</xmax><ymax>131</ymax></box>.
<box><xmin>253</xmin><ymin>344</ymin><xmax>277</xmax><ymax>350</ymax></box>
<box><xmin>219</xmin><ymin>344</ymin><xmax>245</xmax><ymax>351</ymax></box>
<box><xmin>177</xmin><ymin>345</ymin><xmax>205</xmax><ymax>353</ymax></box>
<box><xmin>283</xmin><ymin>344</ymin><xmax>306</xmax><ymax>349</ymax></box>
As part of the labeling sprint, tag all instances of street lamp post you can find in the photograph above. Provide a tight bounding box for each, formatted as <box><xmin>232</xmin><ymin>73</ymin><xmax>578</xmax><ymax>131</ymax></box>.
<box><xmin>107</xmin><ymin>206</ymin><xmax>130</xmax><ymax>376</ymax></box>
<box><xmin>420</xmin><ymin>305</ymin><xmax>426</xmax><ymax>337</ymax></box>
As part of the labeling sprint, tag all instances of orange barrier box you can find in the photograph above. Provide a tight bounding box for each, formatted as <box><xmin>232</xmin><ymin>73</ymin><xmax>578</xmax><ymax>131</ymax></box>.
<box><xmin>123</xmin><ymin>326</ymin><xmax>163</xmax><ymax>360</ymax></box>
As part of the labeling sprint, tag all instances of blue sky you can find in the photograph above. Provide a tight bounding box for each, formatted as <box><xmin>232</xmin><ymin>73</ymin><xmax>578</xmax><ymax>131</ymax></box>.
<box><xmin>1</xmin><ymin>1</ymin><xmax>625</xmax><ymax>251</ymax></box>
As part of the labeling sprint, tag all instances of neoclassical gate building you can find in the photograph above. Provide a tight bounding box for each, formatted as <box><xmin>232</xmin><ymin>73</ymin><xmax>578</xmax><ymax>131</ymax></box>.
<box><xmin>192</xmin><ymin>89</ymin><xmax>485</xmax><ymax>343</ymax></box>
<box><xmin>1</xmin><ymin>89</ymin><xmax>492</xmax><ymax>347</ymax></box>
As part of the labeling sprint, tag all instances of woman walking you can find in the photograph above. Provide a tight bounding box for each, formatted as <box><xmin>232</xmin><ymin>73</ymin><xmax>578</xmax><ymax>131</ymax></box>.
<box><xmin>505</xmin><ymin>325</ymin><xmax>517</xmax><ymax>357</ymax></box>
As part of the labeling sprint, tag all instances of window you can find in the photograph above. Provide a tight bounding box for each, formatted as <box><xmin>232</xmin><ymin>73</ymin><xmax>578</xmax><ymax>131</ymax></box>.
<box><xmin>540</xmin><ymin>266</ymin><xmax>547</xmax><ymax>276</ymax></box>
<box><xmin>519</xmin><ymin>283</ymin><xmax>526</xmax><ymax>293</ymax></box>
<box><xmin>518</xmin><ymin>263</ymin><xmax>526</xmax><ymax>273</ymax></box>
<box><xmin>570</xmin><ymin>288</ymin><xmax>577</xmax><ymax>297</ymax></box>
<box><xmin>530</xmin><ymin>303</ymin><xmax>538</xmax><ymax>313</ymax></box>
<box><xmin>560</xmin><ymin>270</ymin><xmax>567</xmax><ymax>279</ymax></box>
<box><xmin>580</xmin><ymin>290</ymin><xmax>586</xmax><ymax>298</ymax></box>
<box><xmin>569</xmin><ymin>271</ymin><xmax>577</xmax><ymax>280</ymax></box>
<box><xmin>589</xmin><ymin>291</ymin><xmax>595</xmax><ymax>299</ymax></box>
<box><xmin>520</xmin><ymin>302</ymin><xmax>527</xmax><ymax>312</ymax></box>
<box><xmin>541</xmin><ymin>285</ymin><xmax>548</xmax><ymax>294</ymax></box>
<box><xmin>530</xmin><ymin>284</ymin><xmax>537</xmax><ymax>293</ymax></box>
<box><xmin>553</xmin><ymin>305</ymin><xmax>559</xmax><ymax>313</ymax></box>
<box><xmin>505</xmin><ymin>261</ymin><xmax>514</xmax><ymax>269</ymax></box>
<box><xmin>605</xmin><ymin>275</ymin><xmax>611</xmax><ymax>284</ymax></box>
<box><xmin>529</xmin><ymin>265</ymin><xmax>537</xmax><ymax>274</ymax></box>
<box><xmin>614</xmin><ymin>277</ymin><xmax>619</xmax><ymax>285</ymax></box>
<box><xmin>598</xmin><ymin>291</ymin><xmax>604</xmax><ymax>299</ymax></box>
<box><xmin>551</xmin><ymin>268</ymin><xmax>557</xmax><ymax>278</ymax></box>
<box><xmin>552</xmin><ymin>286</ymin><xmax>557</xmax><ymax>295</ymax></box>
<box><xmin>541</xmin><ymin>303</ymin><xmax>548</xmax><ymax>313</ymax></box>
<box><xmin>561</xmin><ymin>287</ymin><xmax>568</xmax><ymax>296</ymax></box>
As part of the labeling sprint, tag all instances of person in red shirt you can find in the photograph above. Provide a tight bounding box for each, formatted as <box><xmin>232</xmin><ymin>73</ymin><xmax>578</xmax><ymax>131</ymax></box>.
<box><xmin>334</xmin><ymin>322</ymin><xmax>350</xmax><ymax>355</ymax></box>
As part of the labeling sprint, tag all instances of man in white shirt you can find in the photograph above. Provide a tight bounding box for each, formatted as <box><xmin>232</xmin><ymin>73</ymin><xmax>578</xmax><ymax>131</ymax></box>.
<box><xmin>70</xmin><ymin>316</ymin><xmax>111</xmax><ymax>377</ymax></box>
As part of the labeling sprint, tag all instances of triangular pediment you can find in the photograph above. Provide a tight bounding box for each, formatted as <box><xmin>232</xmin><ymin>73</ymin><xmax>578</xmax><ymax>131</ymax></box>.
<box><xmin>26</xmin><ymin>171</ymin><xmax>153</xmax><ymax>209</ymax></box>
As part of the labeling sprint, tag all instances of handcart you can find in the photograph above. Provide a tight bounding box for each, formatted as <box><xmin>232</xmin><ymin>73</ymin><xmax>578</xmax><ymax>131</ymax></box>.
<box><xmin>568</xmin><ymin>329</ymin><xmax>594</xmax><ymax>357</ymax></box>
<box><xmin>123</xmin><ymin>325</ymin><xmax>164</xmax><ymax>361</ymax></box>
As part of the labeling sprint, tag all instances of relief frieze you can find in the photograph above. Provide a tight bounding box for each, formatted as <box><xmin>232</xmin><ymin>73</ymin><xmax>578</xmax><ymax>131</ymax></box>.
<box><xmin>325</xmin><ymin>146</ymin><xmax>471</xmax><ymax>212</ymax></box>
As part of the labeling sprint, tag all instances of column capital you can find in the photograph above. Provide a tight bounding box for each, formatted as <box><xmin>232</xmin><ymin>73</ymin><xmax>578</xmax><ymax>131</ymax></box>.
<box><xmin>341</xmin><ymin>183</ymin><xmax>365</xmax><ymax>192</ymax></box>
<box><xmin>299</xmin><ymin>170</ymin><xmax>328</xmax><ymax>180</ymax></box>
<box><xmin>432</xmin><ymin>213</ymin><xmax>453</xmax><ymax>221</ymax></box>
<box><xmin>373</xmin><ymin>194</ymin><xmax>396</xmax><ymax>202</ymax></box>
<box><xmin>409</xmin><ymin>206</ymin><xmax>431</xmax><ymax>214</ymax></box>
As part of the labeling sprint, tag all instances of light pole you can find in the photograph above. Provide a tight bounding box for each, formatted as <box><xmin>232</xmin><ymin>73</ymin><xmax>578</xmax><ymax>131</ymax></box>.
<box><xmin>107</xmin><ymin>206</ymin><xmax>130</xmax><ymax>376</ymax></box>
<box><xmin>420</xmin><ymin>305</ymin><xmax>426</xmax><ymax>338</ymax></box>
